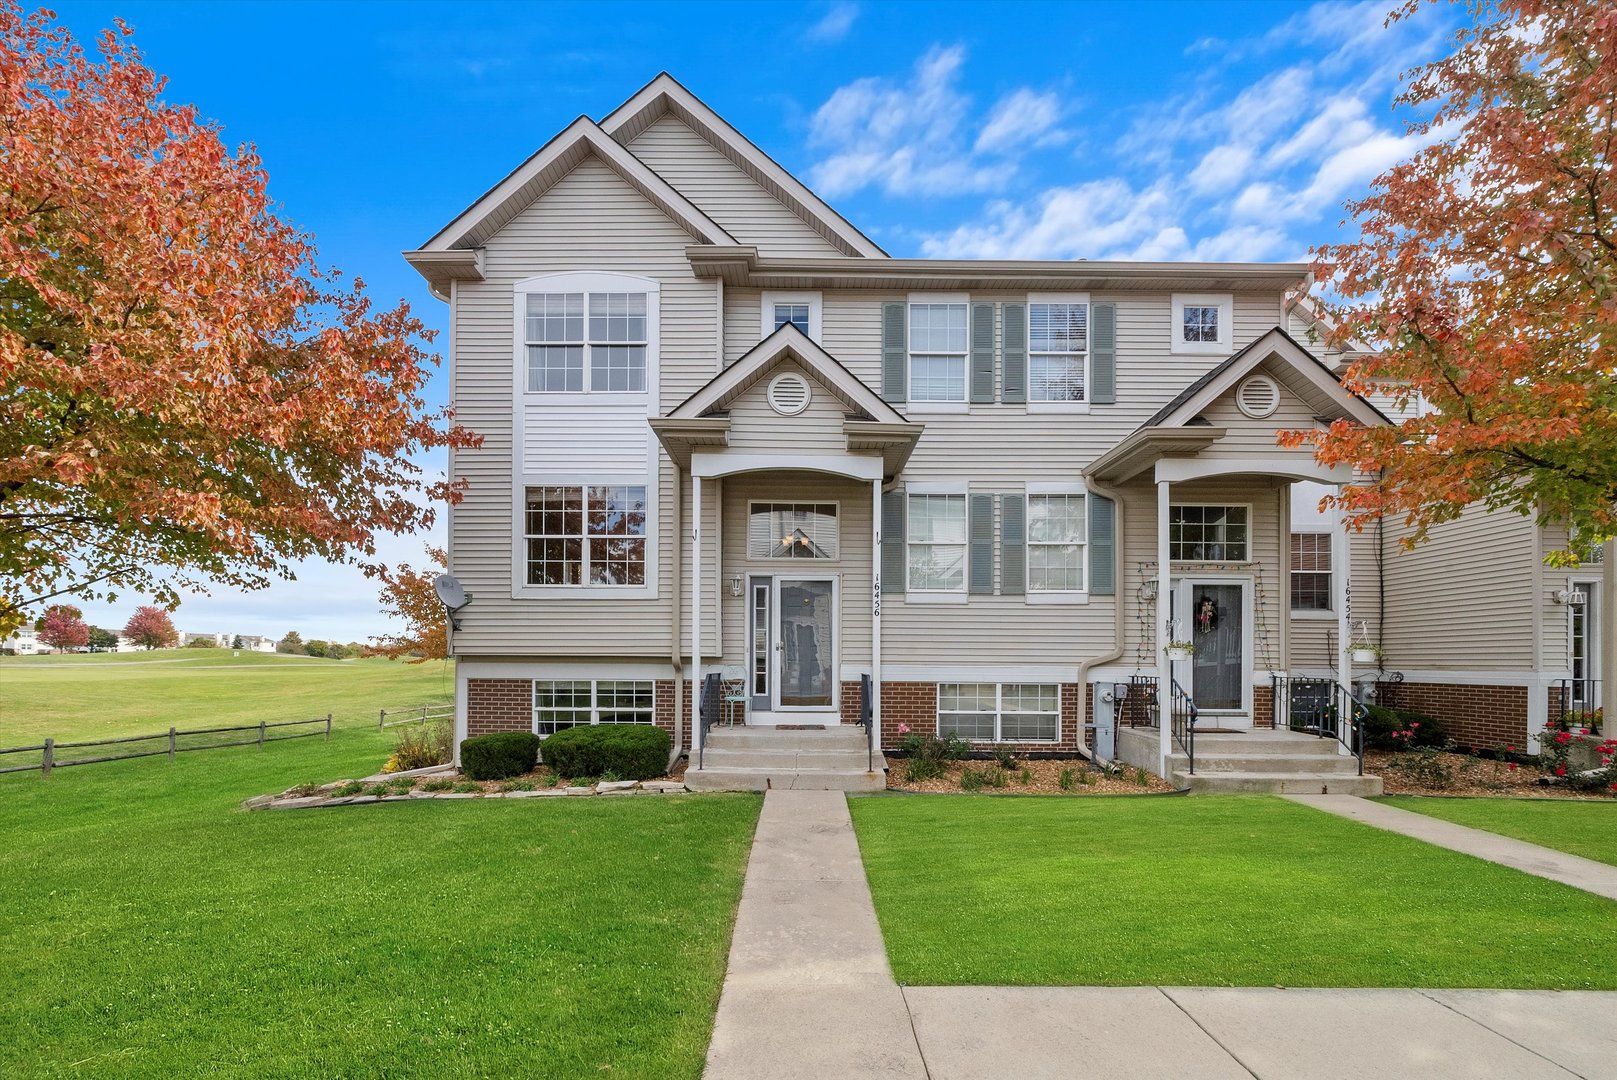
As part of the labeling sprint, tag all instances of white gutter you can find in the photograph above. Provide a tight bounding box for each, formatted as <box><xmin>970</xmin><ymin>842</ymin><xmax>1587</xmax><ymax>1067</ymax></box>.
<box><xmin>1075</xmin><ymin>476</ymin><xmax>1129</xmax><ymax>762</ymax></box>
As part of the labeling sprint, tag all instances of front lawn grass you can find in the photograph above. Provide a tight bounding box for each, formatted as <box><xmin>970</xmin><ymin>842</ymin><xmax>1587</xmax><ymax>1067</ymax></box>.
<box><xmin>1378</xmin><ymin>796</ymin><xmax>1617</xmax><ymax>867</ymax></box>
<box><xmin>849</xmin><ymin>794</ymin><xmax>1617</xmax><ymax>988</ymax></box>
<box><xmin>0</xmin><ymin>729</ymin><xmax>759</xmax><ymax>1078</ymax></box>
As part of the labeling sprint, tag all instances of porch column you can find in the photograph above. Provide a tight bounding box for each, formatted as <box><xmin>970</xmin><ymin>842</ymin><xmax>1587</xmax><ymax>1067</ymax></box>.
<box><xmin>871</xmin><ymin>479</ymin><xmax>883</xmax><ymax>747</ymax></box>
<box><xmin>1156</xmin><ymin>478</ymin><xmax>1173</xmax><ymax>774</ymax></box>
<box><xmin>1334</xmin><ymin>485</ymin><xmax>1352</xmax><ymax>755</ymax></box>
<box><xmin>689</xmin><ymin>471</ymin><xmax>703</xmax><ymax>758</ymax></box>
<box><xmin>1604</xmin><ymin>539</ymin><xmax>1617</xmax><ymax>726</ymax></box>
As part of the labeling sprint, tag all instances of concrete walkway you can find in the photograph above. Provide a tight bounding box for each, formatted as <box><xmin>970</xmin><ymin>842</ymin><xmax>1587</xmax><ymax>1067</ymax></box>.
<box><xmin>706</xmin><ymin>791</ymin><xmax>1617</xmax><ymax>1079</ymax></box>
<box><xmin>1285</xmin><ymin>793</ymin><xmax>1617</xmax><ymax>901</ymax></box>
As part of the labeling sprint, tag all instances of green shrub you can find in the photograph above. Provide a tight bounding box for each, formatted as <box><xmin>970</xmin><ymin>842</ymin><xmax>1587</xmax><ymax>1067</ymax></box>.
<box><xmin>499</xmin><ymin>778</ymin><xmax>537</xmax><ymax>793</ymax></box>
<box><xmin>902</xmin><ymin>756</ymin><xmax>945</xmax><ymax>783</ymax></box>
<box><xmin>333</xmin><ymin>781</ymin><xmax>364</xmax><ymax>797</ymax></box>
<box><xmin>1058</xmin><ymin>768</ymin><xmax>1076</xmax><ymax>791</ymax></box>
<box><xmin>1018</xmin><ymin>768</ymin><xmax>1033</xmax><ymax>785</ymax></box>
<box><xmin>991</xmin><ymin>745</ymin><xmax>1019</xmax><ymax>770</ymax></box>
<box><xmin>451</xmin><ymin>781</ymin><xmax>481</xmax><ymax>794</ymax></box>
<box><xmin>959</xmin><ymin>767</ymin><xmax>986</xmax><ymax>792</ymax></box>
<box><xmin>540</xmin><ymin>724</ymin><xmax>670</xmax><ymax>782</ymax></box>
<box><xmin>1363</xmin><ymin>704</ymin><xmax>1448</xmax><ymax>750</ymax></box>
<box><xmin>389</xmin><ymin>721</ymin><xmax>452</xmax><ymax>772</ymax></box>
<box><xmin>421</xmin><ymin>778</ymin><xmax>453</xmax><ymax>792</ymax></box>
<box><xmin>460</xmin><ymin>731</ymin><xmax>543</xmax><ymax>781</ymax></box>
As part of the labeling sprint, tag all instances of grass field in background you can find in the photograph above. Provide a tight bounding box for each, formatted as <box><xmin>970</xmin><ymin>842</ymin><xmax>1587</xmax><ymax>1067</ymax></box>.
<box><xmin>0</xmin><ymin>729</ymin><xmax>760</xmax><ymax>1079</ymax></box>
<box><xmin>0</xmin><ymin>648</ymin><xmax>454</xmax><ymax>745</ymax></box>
<box><xmin>1378</xmin><ymin>796</ymin><xmax>1617</xmax><ymax>867</ymax></box>
<box><xmin>849</xmin><ymin>794</ymin><xmax>1617</xmax><ymax>988</ymax></box>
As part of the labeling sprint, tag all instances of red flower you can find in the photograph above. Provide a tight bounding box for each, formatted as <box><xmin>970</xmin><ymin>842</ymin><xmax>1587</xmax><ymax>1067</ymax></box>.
<box><xmin>1507</xmin><ymin>762</ymin><xmax>1518</xmax><ymax>771</ymax></box>
<box><xmin>1410</xmin><ymin>721</ymin><xmax>1421</xmax><ymax>728</ymax></box>
<box><xmin>1554</xmin><ymin>765</ymin><xmax>1567</xmax><ymax>777</ymax></box>
<box><xmin>1506</xmin><ymin>745</ymin><xmax>1516</xmax><ymax>753</ymax></box>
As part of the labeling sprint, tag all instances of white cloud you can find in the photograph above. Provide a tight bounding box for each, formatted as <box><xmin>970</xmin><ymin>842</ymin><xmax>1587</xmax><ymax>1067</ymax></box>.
<box><xmin>974</xmin><ymin>88</ymin><xmax>1066</xmax><ymax>154</ymax></box>
<box><xmin>1188</xmin><ymin>144</ymin><xmax>1255</xmax><ymax>196</ymax></box>
<box><xmin>804</xmin><ymin>2</ymin><xmax>858</xmax><ymax>44</ymax></box>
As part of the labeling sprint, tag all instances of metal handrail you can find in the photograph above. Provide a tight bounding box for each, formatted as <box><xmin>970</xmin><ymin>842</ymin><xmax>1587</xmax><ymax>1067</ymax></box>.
<box><xmin>1273</xmin><ymin>675</ymin><xmax>1366</xmax><ymax>775</ymax></box>
<box><xmin>859</xmin><ymin>673</ymin><xmax>874</xmax><ymax>773</ymax></box>
<box><xmin>1555</xmin><ymin>677</ymin><xmax>1603</xmax><ymax>728</ymax></box>
<box><xmin>697</xmin><ymin>672</ymin><xmax>720</xmax><ymax>770</ymax></box>
<box><xmin>1170</xmin><ymin>679</ymin><xmax>1199</xmax><ymax>774</ymax></box>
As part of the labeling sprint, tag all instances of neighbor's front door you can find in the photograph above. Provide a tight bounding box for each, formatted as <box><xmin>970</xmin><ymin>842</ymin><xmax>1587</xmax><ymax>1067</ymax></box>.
<box><xmin>1172</xmin><ymin>580</ymin><xmax>1249</xmax><ymax>718</ymax></box>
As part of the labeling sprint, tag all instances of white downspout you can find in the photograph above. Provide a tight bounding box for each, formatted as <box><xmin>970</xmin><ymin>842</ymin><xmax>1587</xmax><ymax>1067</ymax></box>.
<box><xmin>668</xmin><ymin>463</ymin><xmax>684</xmax><ymax>771</ymax></box>
<box><xmin>1075</xmin><ymin>476</ymin><xmax>1127</xmax><ymax>763</ymax></box>
<box><xmin>690</xmin><ymin>472</ymin><xmax>703</xmax><ymax>763</ymax></box>
<box><xmin>1334</xmin><ymin>482</ymin><xmax>1352</xmax><ymax>756</ymax></box>
<box><xmin>1156</xmin><ymin>477</ymin><xmax>1173</xmax><ymax>777</ymax></box>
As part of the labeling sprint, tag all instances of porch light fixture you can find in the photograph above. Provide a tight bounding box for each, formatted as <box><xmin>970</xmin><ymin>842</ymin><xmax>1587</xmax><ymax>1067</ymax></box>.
<box><xmin>1140</xmin><ymin>579</ymin><xmax>1158</xmax><ymax>600</ymax></box>
<box><xmin>1553</xmin><ymin>587</ymin><xmax>1588</xmax><ymax>606</ymax></box>
<box><xmin>729</xmin><ymin>573</ymin><xmax>743</xmax><ymax>597</ymax></box>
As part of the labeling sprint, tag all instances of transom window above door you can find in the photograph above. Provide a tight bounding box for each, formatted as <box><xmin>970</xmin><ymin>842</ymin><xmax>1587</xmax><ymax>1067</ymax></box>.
<box><xmin>525</xmin><ymin>290</ymin><xmax>648</xmax><ymax>393</ymax></box>
<box><xmin>748</xmin><ymin>503</ymin><xmax>839</xmax><ymax>559</ymax></box>
<box><xmin>908</xmin><ymin>301</ymin><xmax>969</xmax><ymax>401</ymax></box>
<box><xmin>1169</xmin><ymin>504</ymin><xmax>1249</xmax><ymax>562</ymax></box>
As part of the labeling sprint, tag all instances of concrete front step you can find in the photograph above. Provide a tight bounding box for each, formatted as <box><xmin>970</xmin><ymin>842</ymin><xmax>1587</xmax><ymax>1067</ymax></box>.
<box><xmin>1191</xmin><ymin>733</ymin><xmax>1345</xmax><ymax>757</ymax></box>
<box><xmin>684</xmin><ymin>766</ymin><xmax>888</xmax><ymax>792</ymax></box>
<box><xmin>1170</xmin><ymin>752</ymin><xmax>1362</xmax><ymax>775</ymax></box>
<box><xmin>700</xmin><ymin>747</ymin><xmax>876</xmax><ymax>771</ymax></box>
<box><xmin>1170</xmin><ymin>770</ymin><xmax>1384</xmax><ymax>795</ymax></box>
<box><xmin>703</xmin><ymin>727</ymin><xmax>869</xmax><ymax>752</ymax></box>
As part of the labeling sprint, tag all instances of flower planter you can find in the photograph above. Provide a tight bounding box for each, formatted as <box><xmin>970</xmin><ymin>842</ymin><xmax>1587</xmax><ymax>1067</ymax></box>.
<box><xmin>1350</xmin><ymin>647</ymin><xmax>1381</xmax><ymax>664</ymax></box>
<box><xmin>1166</xmin><ymin>645</ymin><xmax>1195</xmax><ymax>662</ymax></box>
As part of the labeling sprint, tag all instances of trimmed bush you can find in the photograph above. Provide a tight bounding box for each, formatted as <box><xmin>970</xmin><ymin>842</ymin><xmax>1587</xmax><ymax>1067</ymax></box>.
<box><xmin>541</xmin><ymin>724</ymin><xmax>670</xmax><ymax>781</ymax></box>
<box><xmin>1363</xmin><ymin>705</ymin><xmax>1448</xmax><ymax>750</ymax></box>
<box><xmin>460</xmin><ymin>731</ymin><xmax>542</xmax><ymax>781</ymax></box>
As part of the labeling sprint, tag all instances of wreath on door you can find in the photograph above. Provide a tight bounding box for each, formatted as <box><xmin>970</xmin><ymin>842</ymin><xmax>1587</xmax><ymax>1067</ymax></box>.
<box><xmin>1195</xmin><ymin>594</ymin><xmax>1219</xmax><ymax>635</ymax></box>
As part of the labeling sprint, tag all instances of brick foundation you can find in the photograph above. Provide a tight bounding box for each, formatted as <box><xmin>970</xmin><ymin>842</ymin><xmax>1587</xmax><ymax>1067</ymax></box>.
<box><xmin>1376</xmin><ymin>681</ymin><xmax>1529</xmax><ymax>749</ymax></box>
<box><xmin>1252</xmin><ymin>684</ymin><xmax>1274</xmax><ymax>728</ymax></box>
<box><xmin>466</xmin><ymin>678</ymin><xmax>688</xmax><ymax>750</ymax></box>
<box><xmin>877</xmin><ymin>681</ymin><xmax>1089</xmax><ymax>754</ymax></box>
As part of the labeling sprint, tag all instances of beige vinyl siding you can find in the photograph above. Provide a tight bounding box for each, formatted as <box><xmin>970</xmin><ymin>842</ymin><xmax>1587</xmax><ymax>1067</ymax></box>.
<box><xmin>1286</xmin><ymin>524</ymin><xmax>1382</xmax><ymax>674</ymax></box>
<box><xmin>724</xmin><ymin>362</ymin><xmax>856</xmax><ymax>456</ymax></box>
<box><xmin>1199</xmin><ymin>384</ymin><xmax>1324</xmax><ymax>457</ymax></box>
<box><xmin>725</xmin><ymin>288</ymin><xmax>763</xmax><ymax>364</ymax></box>
<box><xmin>718</xmin><ymin>472</ymin><xmax>873</xmax><ymax>671</ymax></box>
<box><xmin>1539</xmin><ymin>520</ymin><xmax>1579</xmax><ymax>674</ymax></box>
<box><xmin>1381</xmin><ymin>504</ymin><xmax>1537</xmax><ymax>670</ymax></box>
<box><xmin>447</xmin><ymin>156</ymin><xmax>718</xmax><ymax>658</ymax></box>
<box><xmin>627</xmin><ymin>115</ymin><xmax>843</xmax><ymax>258</ymax></box>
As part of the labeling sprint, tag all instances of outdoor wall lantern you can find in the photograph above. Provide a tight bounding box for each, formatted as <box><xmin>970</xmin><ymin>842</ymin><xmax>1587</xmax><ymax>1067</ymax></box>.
<box><xmin>729</xmin><ymin>573</ymin><xmax>744</xmax><ymax>597</ymax></box>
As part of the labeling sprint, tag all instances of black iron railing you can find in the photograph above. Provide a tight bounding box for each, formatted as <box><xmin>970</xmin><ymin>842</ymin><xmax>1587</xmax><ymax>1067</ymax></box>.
<box><xmin>860</xmin><ymin>673</ymin><xmax>874</xmax><ymax>773</ymax></box>
<box><xmin>697</xmin><ymin>672</ymin><xmax>720</xmax><ymax>770</ymax></box>
<box><xmin>1272</xmin><ymin>675</ymin><xmax>1366</xmax><ymax>775</ymax></box>
<box><xmin>1116</xmin><ymin>675</ymin><xmax>1160</xmax><ymax>728</ymax></box>
<box><xmin>1171</xmin><ymin>679</ymin><xmax>1199</xmax><ymax>774</ymax></box>
<box><xmin>1555</xmin><ymin>678</ymin><xmax>1604</xmax><ymax>732</ymax></box>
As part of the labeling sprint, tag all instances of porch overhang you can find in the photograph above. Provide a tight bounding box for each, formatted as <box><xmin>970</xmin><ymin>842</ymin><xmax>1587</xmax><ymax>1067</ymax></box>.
<box><xmin>648</xmin><ymin>417</ymin><xmax>730</xmax><ymax>468</ymax></box>
<box><xmin>1085</xmin><ymin>427</ymin><xmax>1225</xmax><ymax>484</ymax></box>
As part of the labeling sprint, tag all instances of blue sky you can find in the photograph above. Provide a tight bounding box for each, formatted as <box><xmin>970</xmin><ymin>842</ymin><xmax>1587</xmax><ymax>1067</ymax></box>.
<box><xmin>47</xmin><ymin>0</ymin><xmax>1459</xmax><ymax>642</ymax></box>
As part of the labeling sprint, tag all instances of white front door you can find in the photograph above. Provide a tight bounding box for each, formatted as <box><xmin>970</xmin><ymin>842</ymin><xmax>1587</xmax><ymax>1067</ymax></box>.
<box><xmin>1172</xmin><ymin>578</ymin><xmax>1253</xmax><ymax>724</ymax></box>
<box><xmin>1571</xmin><ymin>580</ymin><xmax>1602</xmax><ymax>712</ymax></box>
<box><xmin>747</xmin><ymin>575</ymin><xmax>839</xmax><ymax>723</ymax></box>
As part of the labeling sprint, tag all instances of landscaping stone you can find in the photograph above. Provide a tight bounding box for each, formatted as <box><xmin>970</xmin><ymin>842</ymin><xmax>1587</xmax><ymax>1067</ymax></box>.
<box><xmin>437</xmin><ymin>792</ymin><xmax>477</xmax><ymax>799</ymax></box>
<box><xmin>264</xmin><ymin>796</ymin><xmax>326</xmax><ymax>810</ymax></box>
<box><xmin>597</xmin><ymin>780</ymin><xmax>641</xmax><ymax>794</ymax></box>
<box><xmin>564</xmin><ymin>786</ymin><xmax>594</xmax><ymax>796</ymax></box>
<box><xmin>348</xmin><ymin>795</ymin><xmax>380</xmax><ymax>804</ymax></box>
<box><xmin>643</xmin><ymin>781</ymin><xmax>687</xmax><ymax>793</ymax></box>
<box><xmin>241</xmin><ymin>795</ymin><xmax>275</xmax><ymax>809</ymax></box>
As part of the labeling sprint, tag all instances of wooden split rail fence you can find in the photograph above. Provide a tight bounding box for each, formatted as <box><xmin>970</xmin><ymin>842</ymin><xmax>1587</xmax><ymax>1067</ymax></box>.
<box><xmin>378</xmin><ymin>703</ymin><xmax>455</xmax><ymax>730</ymax></box>
<box><xmin>0</xmin><ymin>714</ymin><xmax>333</xmax><ymax>777</ymax></box>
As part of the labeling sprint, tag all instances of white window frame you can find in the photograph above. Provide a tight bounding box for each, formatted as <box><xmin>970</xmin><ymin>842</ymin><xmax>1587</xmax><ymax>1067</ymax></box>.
<box><xmin>759</xmin><ymin>291</ymin><xmax>822</xmax><ymax>342</ymax></box>
<box><xmin>521</xmin><ymin>482</ymin><xmax>651</xmax><ymax>590</ymax></box>
<box><xmin>936</xmin><ymin>682</ymin><xmax>1061</xmax><ymax>744</ymax></box>
<box><xmin>747</xmin><ymin>500</ymin><xmax>841</xmax><ymax>561</ymax></box>
<box><xmin>532</xmin><ymin>678</ymin><xmax>657</xmax><ymax>737</ymax></box>
<box><xmin>1289</xmin><ymin>531</ymin><xmax>1334</xmax><ymax>616</ymax></box>
<box><xmin>513</xmin><ymin>272</ymin><xmax>659</xmax><ymax>404</ymax></box>
<box><xmin>905</xmin><ymin>292</ymin><xmax>970</xmax><ymax>412</ymax></box>
<box><xmin>1171</xmin><ymin>293</ymin><xmax>1233</xmax><ymax>355</ymax></box>
<box><xmin>904</xmin><ymin>483</ymin><xmax>969</xmax><ymax>602</ymax></box>
<box><xmin>1026</xmin><ymin>293</ymin><xmax>1091</xmax><ymax>413</ymax></box>
<box><xmin>1169</xmin><ymin>503</ymin><xmax>1253</xmax><ymax>564</ymax></box>
<box><xmin>1026</xmin><ymin>483</ymin><xmax>1089</xmax><ymax>603</ymax></box>
<box><xmin>514</xmin><ymin>473</ymin><xmax>657</xmax><ymax>599</ymax></box>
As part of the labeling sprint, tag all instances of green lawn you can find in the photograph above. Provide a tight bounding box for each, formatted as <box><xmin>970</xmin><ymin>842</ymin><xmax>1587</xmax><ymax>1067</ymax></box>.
<box><xmin>849</xmin><ymin>794</ymin><xmax>1617</xmax><ymax>988</ymax></box>
<box><xmin>0</xmin><ymin>648</ymin><xmax>454</xmax><ymax>744</ymax></box>
<box><xmin>1379</xmin><ymin>796</ymin><xmax>1617</xmax><ymax>867</ymax></box>
<box><xmin>0</xmin><ymin>730</ymin><xmax>759</xmax><ymax>1078</ymax></box>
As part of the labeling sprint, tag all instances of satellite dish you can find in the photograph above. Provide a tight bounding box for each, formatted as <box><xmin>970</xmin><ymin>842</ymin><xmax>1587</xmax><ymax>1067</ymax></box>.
<box><xmin>434</xmin><ymin>574</ymin><xmax>467</xmax><ymax>609</ymax></box>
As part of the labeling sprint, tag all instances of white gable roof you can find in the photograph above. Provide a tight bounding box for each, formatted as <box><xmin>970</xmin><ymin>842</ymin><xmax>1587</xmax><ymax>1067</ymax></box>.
<box><xmin>600</xmin><ymin>73</ymin><xmax>886</xmax><ymax>259</ymax></box>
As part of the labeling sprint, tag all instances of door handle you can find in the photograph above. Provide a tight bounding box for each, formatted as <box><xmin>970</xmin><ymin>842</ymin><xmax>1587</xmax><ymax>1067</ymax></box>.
<box><xmin>775</xmin><ymin>641</ymin><xmax>785</xmax><ymax>652</ymax></box>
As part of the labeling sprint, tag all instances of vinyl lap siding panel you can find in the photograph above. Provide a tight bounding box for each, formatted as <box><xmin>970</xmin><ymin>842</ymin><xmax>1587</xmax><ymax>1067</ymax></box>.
<box><xmin>724</xmin><ymin>363</ymin><xmax>855</xmax><ymax>456</ymax></box>
<box><xmin>524</xmin><ymin>407</ymin><xmax>653</xmax><ymax>473</ymax></box>
<box><xmin>627</xmin><ymin>115</ymin><xmax>843</xmax><ymax>258</ymax></box>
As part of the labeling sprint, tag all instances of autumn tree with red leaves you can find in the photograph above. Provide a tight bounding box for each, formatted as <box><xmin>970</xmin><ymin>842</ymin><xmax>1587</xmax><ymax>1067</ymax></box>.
<box><xmin>37</xmin><ymin>603</ymin><xmax>87</xmax><ymax>650</ymax></box>
<box><xmin>122</xmin><ymin>605</ymin><xmax>177</xmax><ymax>650</ymax></box>
<box><xmin>1293</xmin><ymin>0</ymin><xmax>1617</xmax><ymax>557</ymax></box>
<box><xmin>0</xmin><ymin>5</ymin><xmax>477</xmax><ymax>635</ymax></box>
<box><xmin>368</xmin><ymin>546</ymin><xmax>448</xmax><ymax>663</ymax></box>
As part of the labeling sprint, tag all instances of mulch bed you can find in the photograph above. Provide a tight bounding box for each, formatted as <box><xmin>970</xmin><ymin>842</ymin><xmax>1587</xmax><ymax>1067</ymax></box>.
<box><xmin>887</xmin><ymin>757</ymin><xmax>1175</xmax><ymax>795</ymax></box>
<box><xmin>1369</xmin><ymin>750</ymin><xmax>1613</xmax><ymax>799</ymax></box>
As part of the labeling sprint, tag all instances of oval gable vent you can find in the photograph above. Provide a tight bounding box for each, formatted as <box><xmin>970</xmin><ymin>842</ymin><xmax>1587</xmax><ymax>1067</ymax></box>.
<box><xmin>1236</xmin><ymin>374</ymin><xmax>1280</xmax><ymax>419</ymax></box>
<box><xmin>767</xmin><ymin>372</ymin><xmax>812</xmax><ymax>416</ymax></box>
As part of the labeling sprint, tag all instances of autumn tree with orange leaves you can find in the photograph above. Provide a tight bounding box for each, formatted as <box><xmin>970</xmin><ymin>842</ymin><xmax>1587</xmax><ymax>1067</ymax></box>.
<box><xmin>367</xmin><ymin>546</ymin><xmax>449</xmax><ymax>663</ymax></box>
<box><xmin>0</xmin><ymin>5</ymin><xmax>477</xmax><ymax>634</ymax></box>
<box><xmin>1293</xmin><ymin>0</ymin><xmax>1617</xmax><ymax>558</ymax></box>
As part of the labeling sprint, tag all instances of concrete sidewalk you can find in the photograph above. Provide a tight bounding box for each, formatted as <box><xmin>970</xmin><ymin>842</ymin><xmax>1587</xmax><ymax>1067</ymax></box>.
<box><xmin>1285</xmin><ymin>793</ymin><xmax>1617</xmax><ymax>901</ymax></box>
<box><xmin>705</xmin><ymin>791</ymin><xmax>1617</xmax><ymax>1079</ymax></box>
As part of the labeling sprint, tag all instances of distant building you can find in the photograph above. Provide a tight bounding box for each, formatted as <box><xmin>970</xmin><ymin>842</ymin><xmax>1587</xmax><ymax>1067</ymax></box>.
<box><xmin>180</xmin><ymin>632</ymin><xmax>229</xmax><ymax>648</ymax></box>
<box><xmin>2</xmin><ymin>626</ymin><xmax>40</xmax><ymax>655</ymax></box>
<box><xmin>235</xmin><ymin>635</ymin><xmax>277</xmax><ymax>652</ymax></box>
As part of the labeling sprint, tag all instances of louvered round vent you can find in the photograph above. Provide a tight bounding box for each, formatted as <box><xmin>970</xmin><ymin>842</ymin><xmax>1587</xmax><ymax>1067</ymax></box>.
<box><xmin>1236</xmin><ymin>374</ymin><xmax>1281</xmax><ymax>419</ymax></box>
<box><xmin>767</xmin><ymin>372</ymin><xmax>812</xmax><ymax>416</ymax></box>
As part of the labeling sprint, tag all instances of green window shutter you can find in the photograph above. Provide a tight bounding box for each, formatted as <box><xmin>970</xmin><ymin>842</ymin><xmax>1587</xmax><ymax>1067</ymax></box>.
<box><xmin>1001</xmin><ymin>303</ymin><xmax>1027</xmax><ymax>403</ymax></box>
<box><xmin>1090</xmin><ymin>302</ymin><xmax>1116</xmax><ymax>405</ymax></box>
<box><xmin>969</xmin><ymin>302</ymin><xmax>995</xmax><ymax>404</ymax></box>
<box><xmin>1089</xmin><ymin>494</ymin><xmax>1116</xmax><ymax>595</ymax></box>
<box><xmin>881</xmin><ymin>490</ymin><xmax>906</xmax><ymax>595</ymax></box>
<box><xmin>881</xmin><ymin>302</ymin><xmax>907</xmax><ymax>403</ymax></box>
<box><xmin>968</xmin><ymin>493</ymin><xmax>995</xmax><ymax>594</ymax></box>
<box><xmin>1000</xmin><ymin>493</ymin><xmax>1026</xmax><ymax>595</ymax></box>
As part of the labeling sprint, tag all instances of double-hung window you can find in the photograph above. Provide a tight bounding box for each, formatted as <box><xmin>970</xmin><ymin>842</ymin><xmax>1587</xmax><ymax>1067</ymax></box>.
<box><xmin>908</xmin><ymin>301</ymin><xmax>968</xmax><ymax>401</ymax></box>
<box><xmin>1290</xmin><ymin>533</ymin><xmax>1332</xmax><ymax>611</ymax></box>
<box><xmin>1028</xmin><ymin>300</ymin><xmax>1088</xmax><ymax>401</ymax></box>
<box><xmin>524</xmin><ymin>484</ymin><xmax>648</xmax><ymax>586</ymax></box>
<box><xmin>1169</xmin><ymin>505</ymin><xmax>1249</xmax><ymax>562</ymax></box>
<box><xmin>1028</xmin><ymin>493</ymin><xmax>1086</xmax><ymax>592</ymax></box>
<box><xmin>906</xmin><ymin>494</ymin><xmax>967</xmax><ymax>591</ymax></box>
<box><xmin>938</xmin><ymin>683</ymin><xmax>1059</xmax><ymax>743</ymax></box>
<box><xmin>533</xmin><ymin>679</ymin><xmax>655</xmax><ymax>736</ymax></box>
<box><xmin>525</xmin><ymin>290</ymin><xmax>647</xmax><ymax>392</ymax></box>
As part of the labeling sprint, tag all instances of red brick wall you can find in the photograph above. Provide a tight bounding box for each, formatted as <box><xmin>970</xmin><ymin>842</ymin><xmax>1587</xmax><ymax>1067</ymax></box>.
<box><xmin>877</xmin><ymin>681</ymin><xmax>1088</xmax><ymax>753</ymax></box>
<box><xmin>1253</xmin><ymin>684</ymin><xmax>1274</xmax><ymax>728</ymax></box>
<box><xmin>467</xmin><ymin>678</ymin><xmax>687</xmax><ymax>750</ymax></box>
<box><xmin>840</xmin><ymin>681</ymin><xmax>864</xmax><ymax>726</ymax></box>
<box><xmin>1377</xmin><ymin>681</ymin><xmax>1528</xmax><ymax>749</ymax></box>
